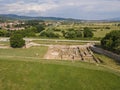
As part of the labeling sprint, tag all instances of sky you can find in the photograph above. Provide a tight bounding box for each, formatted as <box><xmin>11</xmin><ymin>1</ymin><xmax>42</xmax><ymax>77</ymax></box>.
<box><xmin>0</xmin><ymin>0</ymin><xmax>120</xmax><ymax>20</ymax></box>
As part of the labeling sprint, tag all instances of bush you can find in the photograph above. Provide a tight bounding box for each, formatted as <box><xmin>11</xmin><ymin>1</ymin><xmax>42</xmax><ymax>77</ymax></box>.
<box><xmin>10</xmin><ymin>34</ymin><xmax>25</xmax><ymax>48</ymax></box>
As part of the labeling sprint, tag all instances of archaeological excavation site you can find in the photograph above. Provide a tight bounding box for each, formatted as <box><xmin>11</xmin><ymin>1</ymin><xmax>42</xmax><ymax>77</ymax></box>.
<box><xmin>44</xmin><ymin>44</ymin><xmax>102</xmax><ymax>64</ymax></box>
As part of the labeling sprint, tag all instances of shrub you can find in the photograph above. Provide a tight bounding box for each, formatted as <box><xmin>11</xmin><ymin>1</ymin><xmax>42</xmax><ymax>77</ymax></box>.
<box><xmin>10</xmin><ymin>34</ymin><xmax>25</xmax><ymax>48</ymax></box>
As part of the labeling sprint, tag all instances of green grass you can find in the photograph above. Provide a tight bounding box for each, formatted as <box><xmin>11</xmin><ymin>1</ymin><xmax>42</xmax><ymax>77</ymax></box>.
<box><xmin>0</xmin><ymin>58</ymin><xmax>120</xmax><ymax>90</ymax></box>
<box><xmin>54</xmin><ymin>22</ymin><xmax>120</xmax><ymax>38</ymax></box>
<box><xmin>0</xmin><ymin>46</ymin><xmax>48</xmax><ymax>58</ymax></box>
<box><xmin>93</xmin><ymin>30</ymin><xmax>113</xmax><ymax>37</ymax></box>
<box><xmin>0</xmin><ymin>36</ymin><xmax>120</xmax><ymax>90</ymax></box>
<box><xmin>33</xmin><ymin>40</ymin><xmax>87</xmax><ymax>45</ymax></box>
<box><xmin>95</xmin><ymin>53</ymin><xmax>120</xmax><ymax>71</ymax></box>
<box><xmin>0</xmin><ymin>41</ymin><xmax>10</xmax><ymax>46</ymax></box>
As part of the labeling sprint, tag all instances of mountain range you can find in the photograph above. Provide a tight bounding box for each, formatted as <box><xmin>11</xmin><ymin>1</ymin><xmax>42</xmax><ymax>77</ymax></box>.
<box><xmin>0</xmin><ymin>14</ymin><xmax>120</xmax><ymax>22</ymax></box>
<box><xmin>0</xmin><ymin>14</ymin><xmax>78</xmax><ymax>21</ymax></box>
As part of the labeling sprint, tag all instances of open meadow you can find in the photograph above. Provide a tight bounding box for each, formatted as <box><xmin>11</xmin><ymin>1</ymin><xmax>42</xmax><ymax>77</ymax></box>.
<box><xmin>52</xmin><ymin>22</ymin><xmax>120</xmax><ymax>38</ymax></box>
<box><xmin>0</xmin><ymin>46</ymin><xmax>48</xmax><ymax>58</ymax></box>
<box><xmin>32</xmin><ymin>40</ymin><xmax>88</xmax><ymax>45</ymax></box>
<box><xmin>0</xmin><ymin>1</ymin><xmax>120</xmax><ymax>89</ymax></box>
<box><xmin>0</xmin><ymin>46</ymin><xmax>120</xmax><ymax>90</ymax></box>
<box><xmin>0</xmin><ymin>57</ymin><xmax>120</xmax><ymax>90</ymax></box>
<box><xmin>0</xmin><ymin>21</ymin><xmax>120</xmax><ymax>90</ymax></box>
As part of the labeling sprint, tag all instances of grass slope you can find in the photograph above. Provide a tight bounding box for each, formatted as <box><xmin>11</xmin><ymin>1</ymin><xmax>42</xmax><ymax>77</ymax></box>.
<box><xmin>33</xmin><ymin>40</ymin><xmax>87</xmax><ymax>45</ymax></box>
<box><xmin>0</xmin><ymin>58</ymin><xmax>120</xmax><ymax>90</ymax></box>
<box><xmin>0</xmin><ymin>46</ymin><xmax>48</xmax><ymax>58</ymax></box>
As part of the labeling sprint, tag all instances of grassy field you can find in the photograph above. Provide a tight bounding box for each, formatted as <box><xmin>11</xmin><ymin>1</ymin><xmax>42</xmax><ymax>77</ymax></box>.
<box><xmin>0</xmin><ymin>30</ymin><xmax>120</xmax><ymax>90</ymax></box>
<box><xmin>0</xmin><ymin>46</ymin><xmax>120</xmax><ymax>90</ymax></box>
<box><xmin>53</xmin><ymin>22</ymin><xmax>120</xmax><ymax>38</ymax></box>
<box><xmin>0</xmin><ymin>46</ymin><xmax>48</xmax><ymax>58</ymax></box>
<box><xmin>95</xmin><ymin>53</ymin><xmax>120</xmax><ymax>72</ymax></box>
<box><xmin>93</xmin><ymin>30</ymin><xmax>113</xmax><ymax>37</ymax></box>
<box><xmin>0</xmin><ymin>41</ymin><xmax>10</xmax><ymax>46</ymax></box>
<box><xmin>33</xmin><ymin>40</ymin><xmax>87</xmax><ymax>45</ymax></box>
<box><xmin>0</xmin><ymin>58</ymin><xmax>120</xmax><ymax>90</ymax></box>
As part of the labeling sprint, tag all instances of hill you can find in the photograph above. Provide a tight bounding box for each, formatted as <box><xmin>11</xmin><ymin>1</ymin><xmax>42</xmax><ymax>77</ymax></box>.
<box><xmin>0</xmin><ymin>14</ymin><xmax>120</xmax><ymax>22</ymax></box>
<box><xmin>105</xmin><ymin>17</ymin><xmax>120</xmax><ymax>22</ymax></box>
<box><xmin>0</xmin><ymin>14</ymin><xmax>79</xmax><ymax>21</ymax></box>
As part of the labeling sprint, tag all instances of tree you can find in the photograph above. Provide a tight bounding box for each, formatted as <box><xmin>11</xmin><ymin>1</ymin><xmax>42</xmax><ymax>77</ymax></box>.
<box><xmin>63</xmin><ymin>29</ymin><xmax>82</xmax><ymax>39</ymax></box>
<box><xmin>64</xmin><ymin>30</ymin><xmax>76</xmax><ymax>39</ymax></box>
<box><xmin>83</xmin><ymin>27</ymin><xmax>93</xmax><ymax>38</ymax></box>
<box><xmin>6</xmin><ymin>25</ymin><xmax>10</xmax><ymax>28</ymax></box>
<box><xmin>10</xmin><ymin>34</ymin><xmax>25</xmax><ymax>48</ymax></box>
<box><xmin>35</xmin><ymin>25</ymin><xmax>45</xmax><ymax>33</ymax></box>
<box><xmin>40</xmin><ymin>30</ymin><xmax>60</xmax><ymax>38</ymax></box>
<box><xmin>76</xmin><ymin>30</ymin><xmax>82</xmax><ymax>38</ymax></box>
<box><xmin>26</xmin><ymin>20</ymin><xmax>40</xmax><ymax>26</ymax></box>
<box><xmin>101</xmin><ymin>30</ymin><xmax>120</xmax><ymax>54</ymax></box>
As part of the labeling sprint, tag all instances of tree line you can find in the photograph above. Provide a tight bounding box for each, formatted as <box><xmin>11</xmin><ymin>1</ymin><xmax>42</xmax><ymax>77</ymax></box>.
<box><xmin>40</xmin><ymin>27</ymin><xmax>94</xmax><ymax>39</ymax></box>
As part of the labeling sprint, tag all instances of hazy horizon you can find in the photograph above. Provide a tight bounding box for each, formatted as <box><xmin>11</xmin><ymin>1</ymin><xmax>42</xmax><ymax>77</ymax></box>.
<box><xmin>0</xmin><ymin>0</ymin><xmax>120</xmax><ymax>20</ymax></box>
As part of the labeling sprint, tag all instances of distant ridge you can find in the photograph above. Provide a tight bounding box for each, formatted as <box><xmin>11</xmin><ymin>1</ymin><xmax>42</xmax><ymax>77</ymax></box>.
<box><xmin>0</xmin><ymin>14</ymin><xmax>120</xmax><ymax>22</ymax></box>
<box><xmin>106</xmin><ymin>17</ymin><xmax>120</xmax><ymax>21</ymax></box>
<box><xmin>0</xmin><ymin>14</ymin><xmax>81</xmax><ymax>21</ymax></box>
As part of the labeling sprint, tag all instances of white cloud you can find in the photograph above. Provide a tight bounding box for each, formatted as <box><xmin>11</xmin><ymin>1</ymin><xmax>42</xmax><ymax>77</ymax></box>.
<box><xmin>5</xmin><ymin>1</ymin><xmax>58</xmax><ymax>13</ymax></box>
<box><xmin>0</xmin><ymin>0</ymin><xmax>120</xmax><ymax>19</ymax></box>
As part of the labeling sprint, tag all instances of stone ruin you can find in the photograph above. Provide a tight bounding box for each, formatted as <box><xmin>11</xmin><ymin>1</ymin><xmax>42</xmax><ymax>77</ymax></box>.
<box><xmin>45</xmin><ymin>45</ymin><xmax>102</xmax><ymax>63</ymax></box>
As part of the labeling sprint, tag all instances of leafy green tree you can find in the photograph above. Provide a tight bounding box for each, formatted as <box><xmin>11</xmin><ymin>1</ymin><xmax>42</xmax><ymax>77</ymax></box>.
<box><xmin>35</xmin><ymin>25</ymin><xmax>45</xmax><ymax>33</ymax></box>
<box><xmin>6</xmin><ymin>25</ymin><xmax>10</xmax><ymax>28</ymax></box>
<box><xmin>40</xmin><ymin>30</ymin><xmax>60</xmax><ymax>38</ymax></box>
<box><xmin>26</xmin><ymin>20</ymin><xmax>39</xmax><ymax>26</ymax></box>
<box><xmin>76</xmin><ymin>30</ymin><xmax>82</xmax><ymax>38</ymax></box>
<box><xmin>10</xmin><ymin>34</ymin><xmax>25</xmax><ymax>48</ymax></box>
<box><xmin>61</xmin><ymin>30</ymin><xmax>66</xmax><ymax>37</ymax></box>
<box><xmin>64</xmin><ymin>30</ymin><xmax>76</xmax><ymax>39</ymax></box>
<box><xmin>118</xmin><ymin>24</ymin><xmax>120</xmax><ymax>26</ymax></box>
<box><xmin>83</xmin><ymin>27</ymin><xmax>94</xmax><ymax>38</ymax></box>
<box><xmin>63</xmin><ymin>29</ymin><xmax>82</xmax><ymax>39</ymax></box>
<box><xmin>0</xmin><ymin>30</ymin><xmax>8</xmax><ymax>37</ymax></box>
<box><xmin>101</xmin><ymin>30</ymin><xmax>120</xmax><ymax>54</ymax></box>
<box><xmin>14</xmin><ymin>28</ymin><xmax>36</xmax><ymax>37</ymax></box>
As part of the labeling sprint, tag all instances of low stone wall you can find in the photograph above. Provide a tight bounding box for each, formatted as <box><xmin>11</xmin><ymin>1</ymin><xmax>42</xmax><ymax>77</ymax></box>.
<box><xmin>90</xmin><ymin>46</ymin><xmax>120</xmax><ymax>62</ymax></box>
